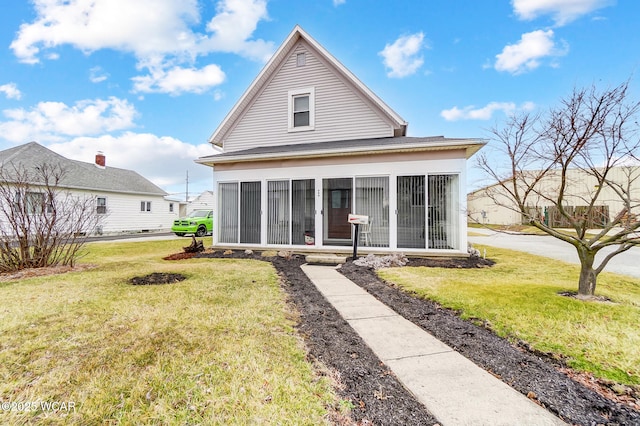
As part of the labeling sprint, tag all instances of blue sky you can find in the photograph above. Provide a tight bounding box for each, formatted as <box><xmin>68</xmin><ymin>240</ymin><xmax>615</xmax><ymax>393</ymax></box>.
<box><xmin>0</xmin><ymin>0</ymin><xmax>638</xmax><ymax>198</ymax></box>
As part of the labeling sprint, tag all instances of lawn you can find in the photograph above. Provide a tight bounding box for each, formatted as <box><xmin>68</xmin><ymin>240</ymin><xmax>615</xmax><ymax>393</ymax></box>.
<box><xmin>379</xmin><ymin>245</ymin><xmax>640</xmax><ymax>387</ymax></box>
<box><xmin>0</xmin><ymin>240</ymin><xmax>335</xmax><ymax>424</ymax></box>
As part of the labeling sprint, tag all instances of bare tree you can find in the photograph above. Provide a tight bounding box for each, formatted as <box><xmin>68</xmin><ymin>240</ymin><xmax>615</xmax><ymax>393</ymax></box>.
<box><xmin>0</xmin><ymin>161</ymin><xmax>101</xmax><ymax>273</ymax></box>
<box><xmin>476</xmin><ymin>81</ymin><xmax>640</xmax><ymax>297</ymax></box>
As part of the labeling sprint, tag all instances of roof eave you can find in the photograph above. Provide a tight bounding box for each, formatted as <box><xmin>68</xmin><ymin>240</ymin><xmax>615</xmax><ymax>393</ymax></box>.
<box><xmin>196</xmin><ymin>140</ymin><xmax>485</xmax><ymax>166</ymax></box>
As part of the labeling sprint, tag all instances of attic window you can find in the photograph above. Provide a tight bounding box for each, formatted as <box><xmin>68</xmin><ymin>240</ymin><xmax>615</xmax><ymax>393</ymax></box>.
<box><xmin>296</xmin><ymin>52</ymin><xmax>306</xmax><ymax>67</ymax></box>
<box><xmin>288</xmin><ymin>88</ymin><xmax>315</xmax><ymax>132</ymax></box>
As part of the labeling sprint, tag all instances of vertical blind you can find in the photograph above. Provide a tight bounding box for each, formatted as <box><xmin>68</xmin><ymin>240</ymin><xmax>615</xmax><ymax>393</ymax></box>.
<box><xmin>240</xmin><ymin>182</ymin><xmax>261</xmax><ymax>244</ymax></box>
<box><xmin>267</xmin><ymin>180</ymin><xmax>290</xmax><ymax>244</ymax></box>
<box><xmin>355</xmin><ymin>176</ymin><xmax>389</xmax><ymax>247</ymax></box>
<box><xmin>428</xmin><ymin>175</ymin><xmax>459</xmax><ymax>249</ymax></box>
<box><xmin>397</xmin><ymin>176</ymin><xmax>426</xmax><ymax>248</ymax></box>
<box><xmin>218</xmin><ymin>175</ymin><xmax>459</xmax><ymax>249</ymax></box>
<box><xmin>218</xmin><ymin>182</ymin><xmax>238</xmax><ymax>243</ymax></box>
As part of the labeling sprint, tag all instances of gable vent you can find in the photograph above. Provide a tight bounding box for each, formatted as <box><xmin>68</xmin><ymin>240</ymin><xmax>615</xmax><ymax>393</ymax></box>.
<box><xmin>296</xmin><ymin>52</ymin><xmax>306</xmax><ymax>67</ymax></box>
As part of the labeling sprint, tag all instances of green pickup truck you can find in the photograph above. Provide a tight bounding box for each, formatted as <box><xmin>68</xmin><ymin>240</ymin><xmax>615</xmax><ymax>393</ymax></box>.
<box><xmin>171</xmin><ymin>210</ymin><xmax>213</xmax><ymax>237</ymax></box>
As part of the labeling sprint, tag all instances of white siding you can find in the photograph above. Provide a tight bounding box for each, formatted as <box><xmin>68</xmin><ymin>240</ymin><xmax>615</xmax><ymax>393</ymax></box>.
<box><xmin>223</xmin><ymin>41</ymin><xmax>395</xmax><ymax>153</ymax></box>
<box><xmin>0</xmin><ymin>186</ymin><xmax>177</xmax><ymax>235</ymax></box>
<box><xmin>467</xmin><ymin>189</ymin><xmax>522</xmax><ymax>225</ymax></box>
<box><xmin>79</xmin><ymin>190</ymin><xmax>177</xmax><ymax>234</ymax></box>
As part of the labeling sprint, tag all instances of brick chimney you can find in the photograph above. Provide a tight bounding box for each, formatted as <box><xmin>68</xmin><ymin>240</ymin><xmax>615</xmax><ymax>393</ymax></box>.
<box><xmin>95</xmin><ymin>151</ymin><xmax>106</xmax><ymax>169</ymax></box>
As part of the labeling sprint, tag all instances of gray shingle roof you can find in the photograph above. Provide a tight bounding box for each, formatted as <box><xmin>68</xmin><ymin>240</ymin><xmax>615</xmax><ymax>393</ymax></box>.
<box><xmin>0</xmin><ymin>142</ymin><xmax>167</xmax><ymax>196</ymax></box>
<box><xmin>197</xmin><ymin>136</ymin><xmax>486</xmax><ymax>165</ymax></box>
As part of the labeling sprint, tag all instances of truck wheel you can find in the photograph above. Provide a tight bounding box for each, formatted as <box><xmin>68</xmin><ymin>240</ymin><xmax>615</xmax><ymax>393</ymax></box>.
<box><xmin>175</xmin><ymin>232</ymin><xmax>185</xmax><ymax>237</ymax></box>
<box><xmin>195</xmin><ymin>226</ymin><xmax>206</xmax><ymax>237</ymax></box>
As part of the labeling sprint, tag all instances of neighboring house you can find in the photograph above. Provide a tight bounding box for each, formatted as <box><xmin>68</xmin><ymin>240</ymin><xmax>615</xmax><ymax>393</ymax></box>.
<box><xmin>186</xmin><ymin>190</ymin><xmax>214</xmax><ymax>215</ymax></box>
<box><xmin>0</xmin><ymin>142</ymin><xmax>177</xmax><ymax>234</ymax></box>
<box><xmin>197</xmin><ymin>26</ymin><xmax>484</xmax><ymax>254</ymax></box>
<box><xmin>468</xmin><ymin>167</ymin><xmax>639</xmax><ymax>227</ymax></box>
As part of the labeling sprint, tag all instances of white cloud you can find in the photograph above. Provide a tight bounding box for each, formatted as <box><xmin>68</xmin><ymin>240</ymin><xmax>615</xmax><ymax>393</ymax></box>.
<box><xmin>213</xmin><ymin>90</ymin><xmax>225</xmax><ymax>101</ymax></box>
<box><xmin>512</xmin><ymin>0</ymin><xmax>614</xmax><ymax>26</ymax></box>
<box><xmin>47</xmin><ymin>133</ymin><xmax>215</xmax><ymax>192</ymax></box>
<box><xmin>89</xmin><ymin>66</ymin><xmax>109</xmax><ymax>83</ymax></box>
<box><xmin>202</xmin><ymin>0</ymin><xmax>274</xmax><ymax>62</ymax></box>
<box><xmin>0</xmin><ymin>97</ymin><xmax>137</xmax><ymax>143</ymax></box>
<box><xmin>132</xmin><ymin>64</ymin><xmax>226</xmax><ymax>95</ymax></box>
<box><xmin>379</xmin><ymin>32</ymin><xmax>426</xmax><ymax>78</ymax></box>
<box><xmin>0</xmin><ymin>83</ymin><xmax>22</xmax><ymax>100</ymax></box>
<box><xmin>10</xmin><ymin>0</ymin><xmax>200</xmax><ymax>64</ymax></box>
<box><xmin>494</xmin><ymin>29</ymin><xmax>568</xmax><ymax>74</ymax></box>
<box><xmin>10</xmin><ymin>0</ymin><xmax>274</xmax><ymax>94</ymax></box>
<box><xmin>333</xmin><ymin>0</ymin><xmax>346</xmax><ymax>6</ymax></box>
<box><xmin>440</xmin><ymin>101</ymin><xmax>535</xmax><ymax>121</ymax></box>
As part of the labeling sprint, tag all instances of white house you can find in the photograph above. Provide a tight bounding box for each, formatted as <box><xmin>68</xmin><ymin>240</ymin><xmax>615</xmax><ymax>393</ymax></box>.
<box><xmin>197</xmin><ymin>26</ymin><xmax>485</xmax><ymax>254</ymax></box>
<box><xmin>186</xmin><ymin>190</ymin><xmax>214</xmax><ymax>215</ymax></box>
<box><xmin>0</xmin><ymin>142</ymin><xmax>177</xmax><ymax>234</ymax></box>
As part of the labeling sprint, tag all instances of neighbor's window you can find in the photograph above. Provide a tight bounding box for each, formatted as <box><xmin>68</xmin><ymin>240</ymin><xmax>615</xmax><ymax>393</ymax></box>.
<box><xmin>97</xmin><ymin>197</ymin><xmax>107</xmax><ymax>214</ymax></box>
<box><xmin>25</xmin><ymin>192</ymin><xmax>45</xmax><ymax>215</ymax></box>
<box><xmin>288</xmin><ymin>88</ymin><xmax>315</xmax><ymax>131</ymax></box>
<box><xmin>140</xmin><ymin>201</ymin><xmax>151</xmax><ymax>212</ymax></box>
<box><xmin>169</xmin><ymin>203</ymin><xmax>174</xmax><ymax>213</ymax></box>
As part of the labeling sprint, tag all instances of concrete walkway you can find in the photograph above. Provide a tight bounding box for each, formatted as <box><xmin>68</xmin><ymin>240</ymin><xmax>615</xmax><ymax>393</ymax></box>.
<box><xmin>301</xmin><ymin>264</ymin><xmax>565</xmax><ymax>426</ymax></box>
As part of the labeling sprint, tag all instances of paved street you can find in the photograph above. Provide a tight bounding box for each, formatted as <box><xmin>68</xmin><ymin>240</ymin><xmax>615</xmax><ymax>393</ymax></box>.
<box><xmin>468</xmin><ymin>229</ymin><xmax>640</xmax><ymax>279</ymax></box>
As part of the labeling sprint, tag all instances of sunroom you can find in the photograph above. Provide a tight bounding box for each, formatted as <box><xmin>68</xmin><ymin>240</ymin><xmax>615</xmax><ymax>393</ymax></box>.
<box><xmin>197</xmin><ymin>136</ymin><xmax>484</xmax><ymax>255</ymax></box>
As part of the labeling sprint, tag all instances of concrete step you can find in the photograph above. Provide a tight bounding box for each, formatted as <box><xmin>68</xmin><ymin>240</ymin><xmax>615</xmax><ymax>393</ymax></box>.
<box><xmin>305</xmin><ymin>254</ymin><xmax>348</xmax><ymax>265</ymax></box>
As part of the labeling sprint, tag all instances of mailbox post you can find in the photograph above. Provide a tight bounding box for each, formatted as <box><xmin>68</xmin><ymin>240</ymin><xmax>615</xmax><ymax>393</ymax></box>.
<box><xmin>348</xmin><ymin>214</ymin><xmax>369</xmax><ymax>259</ymax></box>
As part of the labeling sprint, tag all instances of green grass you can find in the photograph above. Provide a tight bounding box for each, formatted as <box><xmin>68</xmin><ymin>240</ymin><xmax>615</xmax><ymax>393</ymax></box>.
<box><xmin>0</xmin><ymin>240</ymin><xmax>335</xmax><ymax>424</ymax></box>
<box><xmin>379</xmin><ymin>245</ymin><xmax>640</xmax><ymax>386</ymax></box>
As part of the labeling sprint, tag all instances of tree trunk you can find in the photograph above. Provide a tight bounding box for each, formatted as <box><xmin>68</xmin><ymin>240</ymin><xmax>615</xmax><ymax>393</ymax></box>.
<box><xmin>576</xmin><ymin>247</ymin><xmax>597</xmax><ymax>296</ymax></box>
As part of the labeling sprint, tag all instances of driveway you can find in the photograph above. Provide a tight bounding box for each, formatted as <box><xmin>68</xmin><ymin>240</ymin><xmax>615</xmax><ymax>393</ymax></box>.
<box><xmin>468</xmin><ymin>229</ymin><xmax>640</xmax><ymax>279</ymax></box>
<box><xmin>86</xmin><ymin>232</ymin><xmax>181</xmax><ymax>243</ymax></box>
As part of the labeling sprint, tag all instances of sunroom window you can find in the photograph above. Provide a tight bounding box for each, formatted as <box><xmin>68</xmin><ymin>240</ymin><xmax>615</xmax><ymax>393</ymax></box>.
<box><xmin>397</xmin><ymin>174</ymin><xmax>460</xmax><ymax>250</ymax></box>
<box><xmin>218</xmin><ymin>181</ymin><xmax>261</xmax><ymax>244</ymax></box>
<box><xmin>428</xmin><ymin>175</ymin><xmax>459</xmax><ymax>249</ymax></box>
<box><xmin>355</xmin><ymin>176</ymin><xmax>389</xmax><ymax>247</ymax></box>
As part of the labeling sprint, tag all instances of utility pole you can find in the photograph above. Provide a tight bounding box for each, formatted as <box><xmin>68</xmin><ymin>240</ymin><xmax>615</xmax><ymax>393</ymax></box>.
<box><xmin>185</xmin><ymin>170</ymin><xmax>189</xmax><ymax>203</ymax></box>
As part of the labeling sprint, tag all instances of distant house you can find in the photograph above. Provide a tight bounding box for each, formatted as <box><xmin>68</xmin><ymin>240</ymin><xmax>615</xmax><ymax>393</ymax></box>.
<box><xmin>186</xmin><ymin>190</ymin><xmax>214</xmax><ymax>215</ymax></box>
<box><xmin>197</xmin><ymin>26</ymin><xmax>484</xmax><ymax>254</ymax></box>
<box><xmin>0</xmin><ymin>142</ymin><xmax>177</xmax><ymax>234</ymax></box>
<box><xmin>467</xmin><ymin>167</ymin><xmax>639</xmax><ymax>227</ymax></box>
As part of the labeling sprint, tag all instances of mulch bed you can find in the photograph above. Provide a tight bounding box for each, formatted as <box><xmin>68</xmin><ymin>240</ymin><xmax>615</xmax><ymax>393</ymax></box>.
<box><xmin>129</xmin><ymin>272</ymin><xmax>187</xmax><ymax>285</ymax></box>
<box><xmin>193</xmin><ymin>250</ymin><xmax>640</xmax><ymax>425</ymax></box>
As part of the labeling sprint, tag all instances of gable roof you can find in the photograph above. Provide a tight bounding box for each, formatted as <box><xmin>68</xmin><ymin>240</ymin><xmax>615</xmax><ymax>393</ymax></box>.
<box><xmin>208</xmin><ymin>25</ymin><xmax>408</xmax><ymax>147</ymax></box>
<box><xmin>197</xmin><ymin>136</ymin><xmax>486</xmax><ymax>166</ymax></box>
<box><xmin>0</xmin><ymin>142</ymin><xmax>167</xmax><ymax>196</ymax></box>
